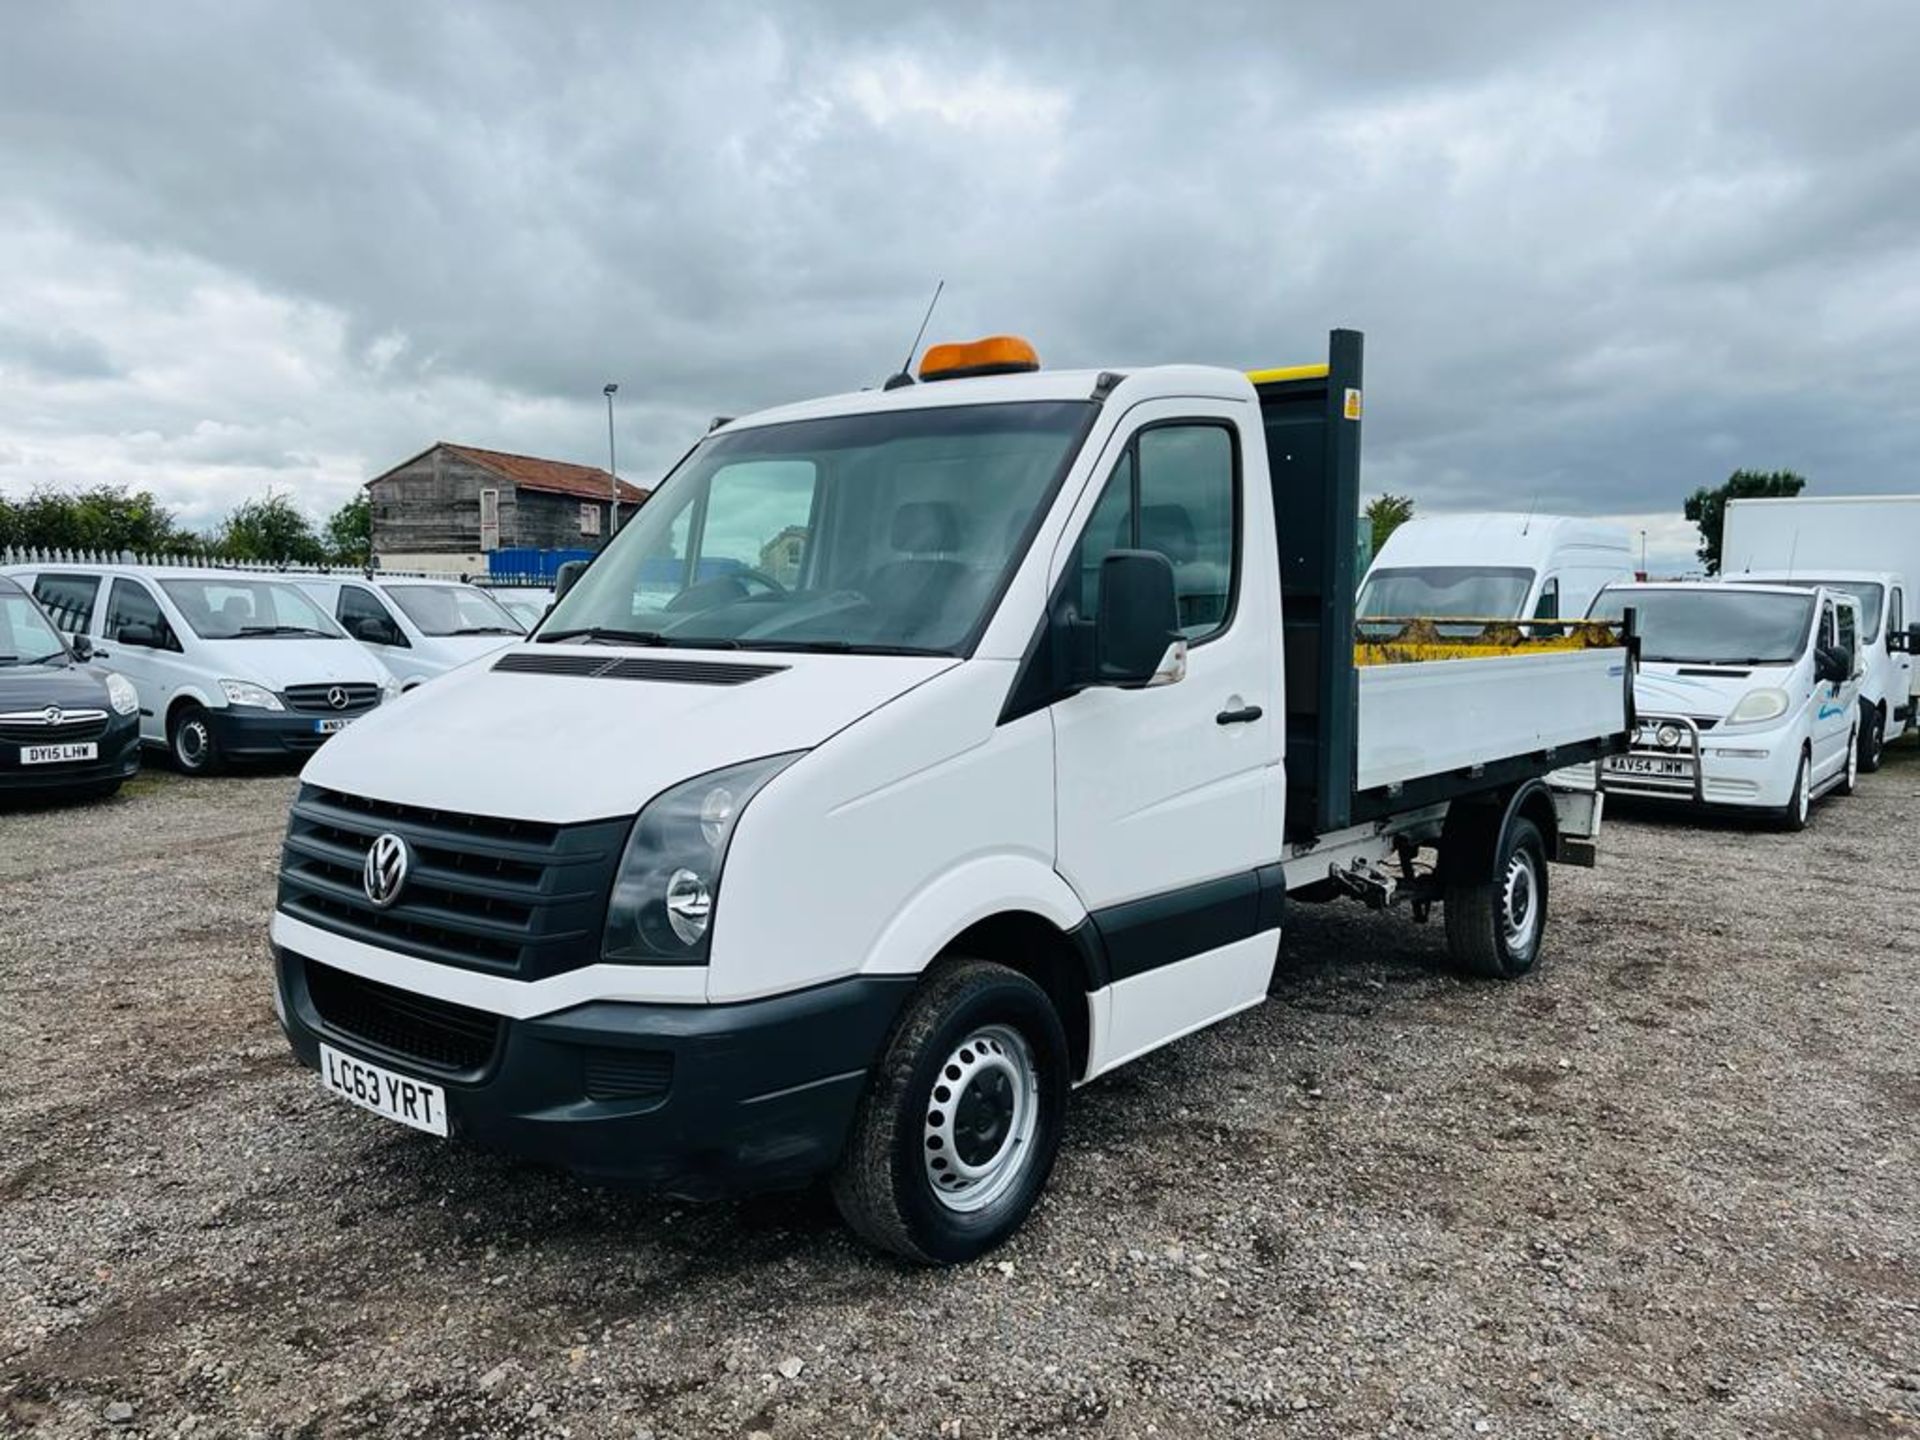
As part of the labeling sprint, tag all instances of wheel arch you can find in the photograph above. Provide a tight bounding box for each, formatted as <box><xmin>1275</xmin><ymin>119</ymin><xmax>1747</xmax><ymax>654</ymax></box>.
<box><xmin>1440</xmin><ymin>779</ymin><xmax>1561</xmax><ymax>881</ymax></box>
<box><xmin>930</xmin><ymin>911</ymin><xmax>1099</xmax><ymax>1081</ymax></box>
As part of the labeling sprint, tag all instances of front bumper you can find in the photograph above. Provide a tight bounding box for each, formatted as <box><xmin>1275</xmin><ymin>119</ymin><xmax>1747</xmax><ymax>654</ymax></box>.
<box><xmin>1599</xmin><ymin>712</ymin><xmax>1798</xmax><ymax>811</ymax></box>
<box><xmin>0</xmin><ymin>711</ymin><xmax>141</xmax><ymax>791</ymax></box>
<box><xmin>210</xmin><ymin>707</ymin><xmax>374</xmax><ymax>760</ymax></box>
<box><xmin>273</xmin><ymin>945</ymin><xmax>912</xmax><ymax>1198</ymax></box>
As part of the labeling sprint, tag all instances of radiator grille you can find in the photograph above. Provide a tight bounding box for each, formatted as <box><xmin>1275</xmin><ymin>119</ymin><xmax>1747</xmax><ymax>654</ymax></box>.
<box><xmin>303</xmin><ymin>956</ymin><xmax>500</xmax><ymax>1076</ymax></box>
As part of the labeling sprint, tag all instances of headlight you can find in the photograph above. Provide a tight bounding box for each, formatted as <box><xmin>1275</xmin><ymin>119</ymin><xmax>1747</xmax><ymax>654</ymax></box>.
<box><xmin>1726</xmin><ymin>687</ymin><xmax>1789</xmax><ymax>726</ymax></box>
<box><xmin>104</xmin><ymin>673</ymin><xmax>139</xmax><ymax>716</ymax></box>
<box><xmin>380</xmin><ymin>677</ymin><xmax>402</xmax><ymax>703</ymax></box>
<box><xmin>219</xmin><ymin>679</ymin><xmax>284</xmax><ymax>711</ymax></box>
<box><xmin>602</xmin><ymin>752</ymin><xmax>802</xmax><ymax>965</ymax></box>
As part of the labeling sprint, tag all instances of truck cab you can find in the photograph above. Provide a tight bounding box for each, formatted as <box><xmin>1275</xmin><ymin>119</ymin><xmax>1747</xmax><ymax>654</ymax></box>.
<box><xmin>271</xmin><ymin>332</ymin><xmax>1629</xmax><ymax>1262</ymax></box>
<box><xmin>1590</xmin><ymin>581</ymin><xmax>1863</xmax><ymax>828</ymax></box>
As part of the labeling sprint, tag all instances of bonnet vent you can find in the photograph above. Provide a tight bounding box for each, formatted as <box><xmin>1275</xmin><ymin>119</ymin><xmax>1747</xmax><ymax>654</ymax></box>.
<box><xmin>492</xmin><ymin>652</ymin><xmax>786</xmax><ymax>686</ymax></box>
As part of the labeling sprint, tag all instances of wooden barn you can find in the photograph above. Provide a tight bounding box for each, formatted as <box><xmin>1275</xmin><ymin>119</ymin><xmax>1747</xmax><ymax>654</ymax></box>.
<box><xmin>367</xmin><ymin>442</ymin><xmax>650</xmax><ymax>572</ymax></box>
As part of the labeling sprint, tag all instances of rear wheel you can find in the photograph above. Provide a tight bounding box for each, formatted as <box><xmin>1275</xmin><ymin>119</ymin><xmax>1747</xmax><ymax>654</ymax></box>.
<box><xmin>1444</xmin><ymin>816</ymin><xmax>1548</xmax><ymax>980</ymax></box>
<box><xmin>1858</xmin><ymin>703</ymin><xmax>1885</xmax><ymax>773</ymax></box>
<box><xmin>831</xmin><ymin>960</ymin><xmax>1068</xmax><ymax>1265</ymax></box>
<box><xmin>169</xmin><ymin>703</ymin><xmax>223</xmax><ymax>775</ymax></box>
<box><xmin>1838</xmin><ymin>726</ymin><xmax>1860</xmax><ymax>796</ymax></box>
<box><xmin>1773</xmin><ymin>748</ymin><xmax>1811</xmax><ymax>831</ymax></box>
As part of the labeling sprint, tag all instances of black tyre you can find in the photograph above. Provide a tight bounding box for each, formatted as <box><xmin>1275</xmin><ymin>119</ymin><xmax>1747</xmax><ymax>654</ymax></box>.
<box><xmin>831</xmin><ymin>960</ymin><xmax>1068</xmax><ymax>1265</ymax></box>
<box><xmin>1837</xmin><ymin>726</ymin><xmax>1860</xmax><ymax>797</ymax></box>
<box><xmin>1773</xmin><ymin>748</ymin><xmax>1811</xmax><ymax>832</ymax></box>
<box><xmin>169</xmin><ymin>703</ymin><xmax>223</xmax><ymax>775</ymax></box>
<box><xmin>1444</xmin><ymin>816</ymin><xmax>1548</xmax><ymax>980</ymax></box>
<box><xmin>1858</xmin><ymin>703</ymin><xmax>1885</xmax><ymax>774</ymax></box>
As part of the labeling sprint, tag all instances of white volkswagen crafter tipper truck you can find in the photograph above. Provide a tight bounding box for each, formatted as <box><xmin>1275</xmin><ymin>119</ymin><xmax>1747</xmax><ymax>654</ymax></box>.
<box><xmin>270</xmin><ymin>331</ymin><xmax>1632</xmax><ymax>1263</ymax></box>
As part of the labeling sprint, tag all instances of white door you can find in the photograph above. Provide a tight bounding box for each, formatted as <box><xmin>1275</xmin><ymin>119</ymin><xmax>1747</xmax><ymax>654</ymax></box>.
<box><xmin>1049</xmin><ymin>404</ymin><xmax>1281</xmax><ymax>1073</ymax></box>
<box><xmin>1810</xmin><ymin>598</ymin><xmax>1854</xmax><ymax>782</ymax></box>
<box><xmin>1888</xmin><ymin>585</ymin><xmax>1914</xmax><ymax>729</ymax></box>
<box><xmin>100</xmin><ymin>577</ymin><xmax>179</xmax><ymax>745</ymax></box>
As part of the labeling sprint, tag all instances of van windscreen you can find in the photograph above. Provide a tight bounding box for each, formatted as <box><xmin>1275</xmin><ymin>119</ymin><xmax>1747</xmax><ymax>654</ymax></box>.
<box><xmin>1358</xmin><ymin>566</ymin><xmax>1535</xmax><ymax>621</ymax></box>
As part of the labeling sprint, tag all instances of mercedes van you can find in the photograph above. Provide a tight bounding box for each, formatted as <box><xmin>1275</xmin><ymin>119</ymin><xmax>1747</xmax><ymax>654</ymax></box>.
<box><xmin>3</xmin><ymin>564</ymin><xmax>400</xmax><ymax>774</ymax></box>
<box><xmin>1589</xmin><ymin>581</ymin><xmax>1862</xmax><ymax>828</ymax></box>
<box><xmin>292</xmin><ymin>575</ymin><xmax>525</xmax><ymax>689</ymax></box>
<box><xmin>1360</xmin><ymin>513</ymin><xmax>1634</xmax><ymax>628</ymax></box>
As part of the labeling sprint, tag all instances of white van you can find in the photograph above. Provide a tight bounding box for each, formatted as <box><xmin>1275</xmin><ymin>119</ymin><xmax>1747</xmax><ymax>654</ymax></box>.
<box><xmin>292</xmin><ymin>576</ymin><xmax>525</xmax><ymax>689</ymax></box>
<box><xmin>4</xmin><ymin>564</ymin><xmax>399</xmax><ymax>774</ymax></box>
<box><xmin>1588</xmin><ymin>581</ymin><xmax>1863</xmax><ymax>829</ymax></box>
<box><xmin>1359</xmin><ymin>513</ymin><xmax>1634</xmax><ymax>627</ymax></box>
<box><xmin>1726</xmin><ymin>570</ymin><xmax>1911</xmax><ymax>771</ymax></box>
<box><xmin>267</xmin><ymin>330</ymin><xmax>1631</xmax><ymax>1262</ymax></box>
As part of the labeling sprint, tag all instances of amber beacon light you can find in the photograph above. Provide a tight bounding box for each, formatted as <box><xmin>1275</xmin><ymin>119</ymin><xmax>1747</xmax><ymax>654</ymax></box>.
<box><xmin>917</xmin><ymin>335</ymin><xmax>1041</xmax><ymax>382</ymax></box>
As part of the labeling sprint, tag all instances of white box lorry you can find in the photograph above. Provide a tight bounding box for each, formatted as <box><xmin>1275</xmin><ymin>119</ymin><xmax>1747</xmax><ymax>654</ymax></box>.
<box><xmin>1722</xmin><ymin>494</ymin><xmax>1920</xmax><ymax>762</ymax></box>
<box><xmin>269</xmin><ymin>330</ymin><xmax>1632</xmax><ymax>1262</ymax></box>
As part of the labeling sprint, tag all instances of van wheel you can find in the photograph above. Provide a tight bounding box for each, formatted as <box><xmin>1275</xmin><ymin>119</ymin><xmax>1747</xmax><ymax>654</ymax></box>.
<box><xmin>831</xmin><ymin>960</ymin><xmax>1068</xmax><ymax>1265</ymax></box>
<box><xmin>1774</xmin><ymin>749</ymin><xmax>1811</xmax><ymax>832</ymax></box>
<box><xmin>1445</xmin><ymin>816</ymin><xmax>1548</xmax><ymax>980</ymax></box>
<box><xmin>1858</xmin><ymin>704</ymin><xmax>1885</xmax><ymax>774</ymax></box>
<box><xmin>169</xmin><ymin>703</ymin><xmax>223</xmax><ymax>775</ymax></box>
<box><xmin>1838</xmin><ymin>727</ymin><xmax>1859</xmax><ymax>796</ymax></box>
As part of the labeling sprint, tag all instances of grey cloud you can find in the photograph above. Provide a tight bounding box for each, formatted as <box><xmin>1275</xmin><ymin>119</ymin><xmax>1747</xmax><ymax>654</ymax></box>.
<box><xmin>0</xmin><ymin>322</ymin><xmax>119</xmax><ymax>381</ymax></box>
<box><xmin>2</xmin><ymin>0</ymin><xmax>1919</xmax><ymax>559</ymax></box>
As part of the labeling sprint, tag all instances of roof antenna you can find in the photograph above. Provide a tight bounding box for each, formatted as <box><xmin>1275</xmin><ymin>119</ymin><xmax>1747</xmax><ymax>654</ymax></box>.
<box><xmin>1521</xmin><ymin>495</ymin><xmax>1537</xmax><ymax>536</ymax></box>
<box><xmin>1785</xmin><ymin>527</ymin><xmax>1799</xmax><ymax>578</ymax></box>
<box><xmin>883</xmin><ymin>280</ymin><xmax>944</xmax><ymax>391</ymax></box>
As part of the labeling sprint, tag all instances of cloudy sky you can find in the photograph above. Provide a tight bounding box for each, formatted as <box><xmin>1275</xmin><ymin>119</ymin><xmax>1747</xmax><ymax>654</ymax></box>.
<box><xmin>4</xmin><ymin>1</ymin><xmax>1919</xmax><ymax>568</ymax></box>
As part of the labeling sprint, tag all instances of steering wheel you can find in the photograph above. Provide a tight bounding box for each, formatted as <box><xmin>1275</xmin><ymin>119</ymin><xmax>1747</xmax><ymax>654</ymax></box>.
<box><xmin>731</xmin><ymin>567</ymin><xmax>789</xmax><ymax>597</ymax></box>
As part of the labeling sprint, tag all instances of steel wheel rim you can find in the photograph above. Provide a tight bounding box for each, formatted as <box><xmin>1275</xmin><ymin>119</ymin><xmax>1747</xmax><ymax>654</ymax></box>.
<box><xmin>1847</xmin><ymin>732</ymin><xmax>1858</xmax><ymax>788</ymax></box>
<box><xmin>922</xmin><ymin>1024</ymin><xmax>1039</xmax><ymax>1214</ymax></box>
<box><xmin>1501</xmin><ymin>847</ymin><xmax>1541</xmax><ymax>955</ymax></box>
<box><xmin>177</xmin><ymin>719</ymin><xmax>209</xmax><ymax>767</ymax></box>
<box><xmin>1797</xmin><ymin>756</ymin><xmax>1810</xmax><ymax>822</ymax></box>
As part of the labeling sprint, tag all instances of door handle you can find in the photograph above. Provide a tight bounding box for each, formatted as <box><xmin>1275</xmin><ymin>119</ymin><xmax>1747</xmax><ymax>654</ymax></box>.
<box><xmin>1216</xmin><ymin>704</ymin><xmax>1263</xmax><ymax>725</ymax></box>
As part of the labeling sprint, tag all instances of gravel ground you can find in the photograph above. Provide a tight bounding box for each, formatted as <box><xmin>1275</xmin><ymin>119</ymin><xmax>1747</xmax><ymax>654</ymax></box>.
<box><xmin>2</xmin><ymin>749</ymin><xmax>1917</xmax><ymax>1440</ymax></box>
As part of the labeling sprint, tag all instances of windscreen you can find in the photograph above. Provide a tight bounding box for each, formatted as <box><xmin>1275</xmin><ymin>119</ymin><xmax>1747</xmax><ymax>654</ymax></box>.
<box><xmin>384</xmin><ymin>584</ymin><xmax>525</xmax><ymax>637</ymax></box>
<box><xmin>159</xmin><ymin>578</ymin><xmax>344</xmax><ymax>639</ymax></box>
<box><xmin>544</xmin><ymin>400</ymin><xmax>1093</xmax><ymax>655</ymax></box>
<box><xmin>1357</xmin><ymin>566</ymin><xmax>1536</xmax><ymax>620</ymax></box>
<box><xmin>0</xmin><ymin>587</ymin><xmax>67</xmax><ymax>664</ymax></box>
<box><xmin>1731</xmin><ymin>578</ymin><xmax>1883</xmax><ymax>641</ymax></box>
<box><xmin>1589</xmin><ymin>587</ymin><xmax>1815</xmax><ymax>664</ymax></box>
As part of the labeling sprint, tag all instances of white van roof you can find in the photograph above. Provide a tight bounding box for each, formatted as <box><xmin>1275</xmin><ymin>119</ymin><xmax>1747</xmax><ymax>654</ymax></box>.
<box><xmin>1371</xmin><ymin>513</ymin><xmax>1632</xmax><ymax>570</ymax></box>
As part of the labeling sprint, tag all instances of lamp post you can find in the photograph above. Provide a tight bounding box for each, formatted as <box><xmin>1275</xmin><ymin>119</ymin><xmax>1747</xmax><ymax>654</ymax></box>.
<box><xmin>603</xmin><ymin>382</ymin><xmax>620</xmax><ymax>538</ymax></box>
<box><xmin>1639</xmin><ymin>528</ymin><xmax>1648</xmax><ymax>577</ymax></box>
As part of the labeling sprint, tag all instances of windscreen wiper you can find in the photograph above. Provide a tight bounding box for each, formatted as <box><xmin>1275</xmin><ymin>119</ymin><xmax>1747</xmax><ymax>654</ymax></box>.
<box><xmin>537</xmin><ymin>626</ymin><xmax>671</xmax><ymax>646</ymax></box>
<box><xmin>743</xmin><ymin>639</ymin><xmax>944</xmax><ymax>657</ymax></box>
<box><xmin>238</xmin><ymin>625</ymin><xmax>334</xmax><ymax>637</ymax></box>
<box><xmin>451</xmin><ymin>626</ymin><xmax>523</xmax><ymax>636</ymax></box>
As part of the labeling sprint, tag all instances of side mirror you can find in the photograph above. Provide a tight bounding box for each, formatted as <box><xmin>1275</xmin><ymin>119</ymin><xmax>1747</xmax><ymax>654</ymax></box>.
<box><xmin>347</xmin><ymin>616</ymin><xmax>392</xmax><ymax>645</ymax></box>
<box><xmin>553</xmin><ymin>559</ymin><xmax>589</xmax><ymax>602</ymax></box>
<box><xmin>69</xmin><ymin>634</ymin><xmax>93</xmax><ymax>661</ymax></box>
<box><xmin>117</xmin><ymin>623</ymin><xmax>160</xmax><ymax>649</ymax></box>
<box><xmin>1095</xmin><ymin>550</ymin><xmax>1185</xmax><ymax>688</ymax></box>
<box><xmin>1893</xmin><ymin>624</ymin><xmax>1920</xmax><ymax>655</ymax></box>
<box><xmin>1814</xmin><ymin>645</ymin><xmax>1848</xmax><ymax>685</ymax></box>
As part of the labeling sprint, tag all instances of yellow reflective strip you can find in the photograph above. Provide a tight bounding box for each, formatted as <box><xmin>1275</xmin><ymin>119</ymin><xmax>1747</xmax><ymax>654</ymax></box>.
<box><xmin>1245</xmin><ymin>363</ymin><xmax>1330</xmax><ymax>384</ymax></box>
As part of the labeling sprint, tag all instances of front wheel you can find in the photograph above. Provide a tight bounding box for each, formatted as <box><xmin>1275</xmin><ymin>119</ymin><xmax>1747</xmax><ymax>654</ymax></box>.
<box><xmin>1838</xmin><ymin>727</ymin><xmax>1860</xmax><ymax>796</ymax></box>
<box><xmin>1858</xmin><ymin>704</ymin><xmax>1886</xmax><ymax>774</ymax></box>
<box><xmin>1444</xmin><ymin>816</ymin><xmax>1548</xmax><ymax>980</ymax></box>
<box><xmin>831</xmin><ymin>960</ymin><xmax>1068</xmax><ymax>1265</ymax></box>
<box><xmin>1773</xmin><ymin>748</ymin><xmax>1812</xmax><ymax>832</ymax></box>
<box><xmin>169</xmin><ymin>703</ymin><xmax>223</xmax><ymax>775</ymax></box>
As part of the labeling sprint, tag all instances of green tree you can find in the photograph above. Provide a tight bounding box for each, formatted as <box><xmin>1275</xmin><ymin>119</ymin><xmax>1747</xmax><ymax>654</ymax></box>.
<box><xmin>324</xmin><ymin>494</ymin><xmax>371</xmax><ymax>566</ymax></box>
<box><xmin>214</xmin><ymin>491</ymin><xmax>326</xmax><ymax>564</ymax></box>
<box><xmin>1365</xmin><ymin>493</ymin><xmax>1416</xmax><ymax>557</ymax></box>
<box><xmin>0</xmin><ymin>483</ymin><xmax>187</xmax><ymax>553</ymax></box>
<box><xmin>1683</xmin><ymin>469</ymin><xmax>1807</xmax><ymax>574</ymax></box>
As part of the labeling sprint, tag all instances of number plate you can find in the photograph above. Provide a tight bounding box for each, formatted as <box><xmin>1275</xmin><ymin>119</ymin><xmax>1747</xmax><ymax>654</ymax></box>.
<box><xmin>1604</xmin><ymin>755</ymin><xmax>1691</xmax><ymax>777</ymax></box>
<box><xmin>21</xmin><ymin>741</ymin><xmax>98</xmax><ymax>765</ymax></box>
<box><xmin>318</xmin><ymin>1042</ymin><xmax>448</xmax><ymax>1136</ymax></box>
<box><xmin>313</xmin><ymin>717</ymin><xmax>354</xmax><ymax>734</ymax></box>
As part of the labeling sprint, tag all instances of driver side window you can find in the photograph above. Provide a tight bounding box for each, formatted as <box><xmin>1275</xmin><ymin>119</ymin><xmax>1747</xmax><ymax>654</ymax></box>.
<box><xmin>105</xmin><ymin>578</ymin><xmax>174</xmax><ymax>648</ymax></box>
<box><xmin>1068</xmin><ymin>423</ymin><xmax>1238</xmax><ymax>643</ymax></box>
<box><xmin>338</xmin><ymin>586</ymin><xmax>401</xmax><ymax>645</ymax></box>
